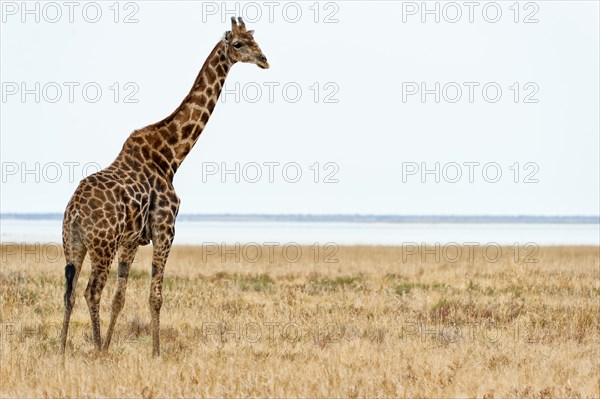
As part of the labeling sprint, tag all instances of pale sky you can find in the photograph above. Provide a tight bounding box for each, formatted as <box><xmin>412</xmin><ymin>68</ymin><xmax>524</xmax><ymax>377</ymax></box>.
<box><xmin>1</xmin><ymin>1</ymin><xmax>599</xmax><ymax>215</ymax></box>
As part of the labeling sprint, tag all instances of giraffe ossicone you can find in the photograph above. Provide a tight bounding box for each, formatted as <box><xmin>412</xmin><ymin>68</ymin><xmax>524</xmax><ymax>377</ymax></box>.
<box><xmin>59</xmin><ymin>17</ymin><xmax>268</xmax><ymax>357</ymax></box>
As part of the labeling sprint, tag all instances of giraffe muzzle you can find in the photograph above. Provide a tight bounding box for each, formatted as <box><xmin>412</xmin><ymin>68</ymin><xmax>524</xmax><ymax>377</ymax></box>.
<box><xmin>256</xmin><ymin>54</ymin><xmax>269</xmax><ymax>69</ymax></box>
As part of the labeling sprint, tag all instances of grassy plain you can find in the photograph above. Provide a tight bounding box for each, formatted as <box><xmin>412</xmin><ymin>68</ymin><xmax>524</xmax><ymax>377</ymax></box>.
<box><xmin>0</xmin><ymin>244</ymin><xmax>599</xmax><ymax>397</ymax></box>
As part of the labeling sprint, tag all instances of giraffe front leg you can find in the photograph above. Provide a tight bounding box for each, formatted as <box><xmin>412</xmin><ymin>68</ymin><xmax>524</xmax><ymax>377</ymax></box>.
<box><xmin>149</xmin><ymin>263</ymin><xmax>165</xmax><ymax>357</ymax></box>
<box><xmin>149</xmin><ymin>230</ymin><xmax>173</xmax><ymax>357</ymax></box>
<box><xmin>103</xmin><ymin>244</ymin><xmax>138</xmax><ymax>353</ymax></box>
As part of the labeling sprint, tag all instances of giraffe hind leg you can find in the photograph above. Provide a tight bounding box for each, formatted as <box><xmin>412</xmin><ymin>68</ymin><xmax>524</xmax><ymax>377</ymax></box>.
<box><xmin>59</xmin><ymin>243</ymin><xmax>86</xmax><ymax>355</ymax></box>
<box><xmin>84</xmin><ymin>247</ymin><xmax>116</xmax><ymax>352</ymax></box>
<box><xmin>103</xmin><ymin>244</ymin><xmax>138</xmax><ymax>352</ymax></box>
<box><xmin>60</xmin><ymin>263</ymin><xmax>76</xmax><ymax>355</ymax></box>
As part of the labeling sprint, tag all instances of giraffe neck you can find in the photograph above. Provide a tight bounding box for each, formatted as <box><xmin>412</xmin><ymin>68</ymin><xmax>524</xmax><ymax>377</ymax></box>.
<box><xmin>118</xmin><ymin>40</ymin><xmax>235</xmax><ymax>182</ymax></box>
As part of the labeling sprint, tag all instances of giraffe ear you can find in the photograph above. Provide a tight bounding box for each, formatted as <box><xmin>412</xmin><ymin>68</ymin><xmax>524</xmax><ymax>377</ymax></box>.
<box><xmin>247</xmin><ymin>30</ymin><xmax>255</xmax><ymax>36</ymax></box>
<box><xmin>224</xmin><ymin>31</ymin><xmax>232</xmax><ymax>41</ymax></box>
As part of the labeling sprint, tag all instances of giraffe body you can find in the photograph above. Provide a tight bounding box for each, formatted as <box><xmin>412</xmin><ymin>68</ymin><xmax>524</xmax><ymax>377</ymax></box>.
<box><xmin>60</xmin><ymin>17</ymin><xmax>268</xmax><ymax>356</ymax></box>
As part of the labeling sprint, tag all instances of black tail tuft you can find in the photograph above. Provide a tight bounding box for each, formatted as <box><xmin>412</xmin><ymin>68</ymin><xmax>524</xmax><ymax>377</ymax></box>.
<box><xmin>64</xmin><ymin>264</ymin><xmax>76</xmax><ymax>307</ymax></box>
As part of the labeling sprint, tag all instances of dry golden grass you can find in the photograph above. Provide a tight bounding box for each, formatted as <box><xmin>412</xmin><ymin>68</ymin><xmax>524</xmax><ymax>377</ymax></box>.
<box><xmin>0</xmin><ymin>244</ymin><xmax>599</xmax><ymax>398</ymax></box>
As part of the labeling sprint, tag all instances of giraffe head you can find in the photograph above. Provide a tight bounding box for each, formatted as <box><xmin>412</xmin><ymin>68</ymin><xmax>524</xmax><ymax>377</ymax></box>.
<box><xmin>224</xmin><ymin>17</ymin><xmax>269</xmax><ymax>69</ymax></box>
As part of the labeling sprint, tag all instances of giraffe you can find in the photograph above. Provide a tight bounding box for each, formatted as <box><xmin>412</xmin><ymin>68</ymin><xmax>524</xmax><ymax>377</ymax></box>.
<box><xmin>59</xmin><ymin>17</ymin><xmax>269</xmax><ymax>357</ymax></box>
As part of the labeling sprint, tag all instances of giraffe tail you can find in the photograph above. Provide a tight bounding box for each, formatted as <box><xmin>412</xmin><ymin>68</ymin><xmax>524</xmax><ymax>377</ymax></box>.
<box><xmin>62</xmin><ymin>205</ymin><xmax>81</xmax><ymax>261</ymax></box>
<box><xmin>64</xmin><ymin>263</ymin><xmax>76</xmax><ymax>304</ymax></box>
<box><xmin>62</xmin><ymin>212</ymin><xmax>80</xmax><ymax>307</ymax></box>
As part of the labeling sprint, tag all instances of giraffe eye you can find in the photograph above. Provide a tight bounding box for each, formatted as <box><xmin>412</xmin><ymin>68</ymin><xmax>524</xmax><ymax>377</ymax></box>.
<box><xmin>233</xmin><ymin>42</ymin><xmax>243</xmax><ymax>49</ymax></box>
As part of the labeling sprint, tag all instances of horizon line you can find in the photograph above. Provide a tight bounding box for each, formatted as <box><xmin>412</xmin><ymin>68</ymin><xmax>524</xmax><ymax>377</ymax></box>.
<box><xmin>1</xmin><ymin>213</ymin><xmax>599</xmax><ymax>224</ymax></box>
